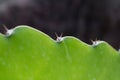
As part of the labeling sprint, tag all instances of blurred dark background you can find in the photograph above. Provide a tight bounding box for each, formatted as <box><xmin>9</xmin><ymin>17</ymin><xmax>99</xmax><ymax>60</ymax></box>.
<box><xmin>0</xmin><ymin>0</ymin><xmax>120</xmax><ymax>49</ymax></box>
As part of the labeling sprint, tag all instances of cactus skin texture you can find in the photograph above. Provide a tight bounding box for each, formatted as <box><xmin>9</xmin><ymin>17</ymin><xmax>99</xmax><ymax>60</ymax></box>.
<box><xmin>0</xmin><ymin>25</ymin><xmax>120</xmax><ymax>80</ymax></box>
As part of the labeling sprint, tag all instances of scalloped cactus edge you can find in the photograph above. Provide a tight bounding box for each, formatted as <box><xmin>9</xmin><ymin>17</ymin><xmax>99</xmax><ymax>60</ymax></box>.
<box><xmin>0</xmin><ymin>25</ymin><xmax>119</xmax><ymax>80</ymax></box>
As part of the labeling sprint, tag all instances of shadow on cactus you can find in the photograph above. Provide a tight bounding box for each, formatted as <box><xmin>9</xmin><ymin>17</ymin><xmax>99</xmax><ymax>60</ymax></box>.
<box><xmin>0</xmin><ymin>25</ymin><xmax>120</xmax><ymax>80</ymax></box>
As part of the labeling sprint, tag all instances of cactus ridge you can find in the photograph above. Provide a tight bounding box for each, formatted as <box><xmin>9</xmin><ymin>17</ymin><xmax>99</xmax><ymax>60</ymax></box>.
<box><xmin>0</xmin><ymin>25</ymin><xmax>119</xmax><ymax>80</ymax></box>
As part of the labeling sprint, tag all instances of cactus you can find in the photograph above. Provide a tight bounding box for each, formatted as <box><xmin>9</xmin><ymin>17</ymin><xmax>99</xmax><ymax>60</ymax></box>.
<box><xmin>0</xmin><ymin>25</ymin><xmax>119</xmax><ymax>80</ymax></box>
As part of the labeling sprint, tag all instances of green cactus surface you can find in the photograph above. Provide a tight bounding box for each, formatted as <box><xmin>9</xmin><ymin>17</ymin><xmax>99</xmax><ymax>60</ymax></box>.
<box><xmin>0</xmin><ymin>25</ymin><xmax>120</xmax><ymax>80</ymax></box>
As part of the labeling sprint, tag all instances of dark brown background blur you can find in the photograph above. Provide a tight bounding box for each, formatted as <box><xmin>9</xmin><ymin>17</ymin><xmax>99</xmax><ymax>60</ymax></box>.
<box><xmin>0</xmin><ymin>0</ymin><xmax>120</xmax><ymax>49</ymax></box>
